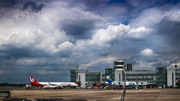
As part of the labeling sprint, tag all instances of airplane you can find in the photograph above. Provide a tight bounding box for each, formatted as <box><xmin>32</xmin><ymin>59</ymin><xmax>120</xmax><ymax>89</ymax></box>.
<box><xmin>105</xmin><ymin>74</ymin><xmax>137</xmax><ymax>89</ymax></box>
<box><xmin>105</xmin><ymin>74</ymin><xmax>124</xmax><ymax>86</ymax></box>
<box><xmin>29</xmin><ymin>75</ymin><xmax>78</xmax><ymax>89</ymax></box>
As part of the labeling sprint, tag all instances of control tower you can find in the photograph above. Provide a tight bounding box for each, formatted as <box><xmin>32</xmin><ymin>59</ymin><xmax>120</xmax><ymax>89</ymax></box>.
<box><xmin>114</xmin><ymin>59</ymin><xmax>125</xmax><ymax>81</ymax></box>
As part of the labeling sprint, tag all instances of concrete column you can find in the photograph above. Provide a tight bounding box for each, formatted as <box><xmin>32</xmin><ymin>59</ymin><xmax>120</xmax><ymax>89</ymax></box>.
<box><xmin>76</xmin><ymin>72</ymin><xmax>86</xmax><ymax>88</ymax></box>
<box><xmin>114</xmin><ymin>69</ymin><xmax>123</xmax><ymax>81</ymax></box>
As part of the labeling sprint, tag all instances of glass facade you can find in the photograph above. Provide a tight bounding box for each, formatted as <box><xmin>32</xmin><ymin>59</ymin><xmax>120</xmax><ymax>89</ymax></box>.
<box><xmin>105</xmin><ymin>68</ymin><xmax>115</xmax><ymax>81</ymax></box>
<box><xmin>70</xmin><ymin>69</ymin><xmax>76</xmax><ymax>82</ymax></box>
<box><xmin>86</xmin><ymin>72</ymin><xmax>100</xmax><ymax>82</ymax></box>
<box><xmin>126</xmin><ymin>78</ymin><xmax>153</xmax><ymax>81</ymax></box>
<box><xmin>156</xmin><ymin>67</ymin><xmax>167</xmax><ymax>87</ymax></box>
<box><xmin>70</xmin><ymin>70</ymin><xmax>105</xmax><ymax>82</ymax></box>
<box><xmin>176</xmin><ymin>69</ymin><xmax>180</xmax><ymax>81</ymax></box>
<box><xmin>125</xmin><ymin>72</ymin><xmax>156</xmax><ymax>81</ymax></box>
<box><xmin>176</xmin><ymin>69</ymin><xmax>180</xmax><ymax>87</ymax></box>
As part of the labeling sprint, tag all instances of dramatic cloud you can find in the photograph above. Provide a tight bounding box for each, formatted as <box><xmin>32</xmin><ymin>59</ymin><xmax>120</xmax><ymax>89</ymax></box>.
<box><xmin>0</xmin><ymin>0</ymin><xmax>16</xmax><ymax>8</ymax></box>
<box><xmin>92</xmin><ymin>24</ymin><xmax>130</xmax><ymax>43</ymax></box>
<box><xmin>125</xmin><ymin>27</ymin><xmax>154</xmax><ymax>40</ymax></box>
<box><xmin>0</xmin><ymin>0</ymin><xmax>180</xmax><ymax>83</ymax></box>
<box><xmin>130</xmin><ymin>8</ymin><xmax>167</xmax><ymax>28</ymax></box>
<box><xmin>22</xmin><ymin>1</ymin><xmax>45</xmax><ymax>13</ymax></box>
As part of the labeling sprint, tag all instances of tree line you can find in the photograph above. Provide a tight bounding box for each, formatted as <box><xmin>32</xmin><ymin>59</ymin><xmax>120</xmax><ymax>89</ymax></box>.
<box><xmin>0</xmin><ymin>83</ymin><xmax>26</xmax><ymax>86</ymax></box>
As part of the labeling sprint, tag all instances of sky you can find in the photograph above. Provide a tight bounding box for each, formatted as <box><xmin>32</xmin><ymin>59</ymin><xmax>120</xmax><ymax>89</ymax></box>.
<box><xmin>0</xmin><ymin>0</ymin><xmax>180</xmax><ymax>83</ymax></box>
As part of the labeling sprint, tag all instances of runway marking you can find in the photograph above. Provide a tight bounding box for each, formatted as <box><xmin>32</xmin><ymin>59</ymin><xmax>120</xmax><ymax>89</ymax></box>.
<box><xmin>36</xmin><ymin>90</ymin><xmax>48</xmax><ymax>92</ymax></box>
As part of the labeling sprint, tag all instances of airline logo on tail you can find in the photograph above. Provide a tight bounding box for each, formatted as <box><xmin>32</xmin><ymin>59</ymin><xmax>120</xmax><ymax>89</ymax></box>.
<box><xmin>30</xmin><ymin>75</ymin><xmax>37</xmax><ymax>83</ymax></box>
<box><xmin>29</xmin><ymin>75</ymin><xmax>44</xmax><ymax>87</ymax></box>
<box><xmin>106</xmin><ymin>74</ymin><xmax>113</xmax><ymax>83</ymax></box>
<box><xmin>106</xmin><ymin>76</ymin><xmax>110</xmax><ymax>79</ymax></box>
<box><xmin>31</xmin><ymin>78</ymin><xmax>34</xmax><ymax>82</ymax></box>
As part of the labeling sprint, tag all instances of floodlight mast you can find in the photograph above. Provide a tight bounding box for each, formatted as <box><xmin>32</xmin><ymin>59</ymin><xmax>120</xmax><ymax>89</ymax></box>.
<box><xmin>175</xmin><ymin>62</ymin><xmax>178</xmax><ymax>85</ymax></box>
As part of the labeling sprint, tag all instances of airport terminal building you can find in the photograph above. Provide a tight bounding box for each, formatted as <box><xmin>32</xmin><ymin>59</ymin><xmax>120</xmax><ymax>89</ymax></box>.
<box><xmin>70</xmin><ymin>59</ymin><xmax>180</xmax><ymax>88</ymax></box>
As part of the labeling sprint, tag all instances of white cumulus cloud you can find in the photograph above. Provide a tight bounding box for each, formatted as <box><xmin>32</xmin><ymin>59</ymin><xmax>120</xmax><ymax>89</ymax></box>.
<box><xmin>92</xmin><ymin>24</ymin><xmax>130</xmax><ymax>43</ymax></box>
<box><xmin>130</xmin><ymin>8</ymin><xmax>168</xmax><ymax>27</ymax></box>
<box><xmin>140</xmin><ymin>48</ymin><xmax>157</xmax><ymax>56</ymax></box>
<box><xmin>51</xmin><ymin>41</ymin><xmax>74</xmax><ymax>54</ymax></box>
<box><xmin>125</xmin><ymin>26</ymin><xmax>154</xmax><ymax>39</ymax></box>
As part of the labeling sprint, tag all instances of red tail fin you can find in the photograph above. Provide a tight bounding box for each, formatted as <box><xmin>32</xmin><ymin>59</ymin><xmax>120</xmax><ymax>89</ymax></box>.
<box><xmin>30</xmin><ymin>75</ymin><xmax>37</xmax><ymax>83</ymax></box>
<box><xmin>29</xmin><ymin>75</ymin><xmax>44</xmax><ymax>87</ymax></box>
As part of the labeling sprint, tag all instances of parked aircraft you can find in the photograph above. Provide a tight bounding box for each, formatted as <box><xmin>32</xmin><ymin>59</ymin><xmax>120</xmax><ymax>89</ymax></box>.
<box><xmin>29</xmin><ymin>75</ymin><xmax>78</xmax><ymax>89</ymax></box>
<box><xmin>105</xmin><ymin>74</ymin><xmax>125</xmax><ymax>86</ymax></box>
<box><xmin>105</xmin><ymin>74</ymin><xmax>137</xmax><ymax>89</ymax></box>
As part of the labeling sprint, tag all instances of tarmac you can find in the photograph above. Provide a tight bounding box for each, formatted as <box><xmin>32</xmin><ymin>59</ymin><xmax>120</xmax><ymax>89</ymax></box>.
<box><xmin>1</xmin><ymin>87</ymin><xmax>180</xmax><ymax>101</ymax></box>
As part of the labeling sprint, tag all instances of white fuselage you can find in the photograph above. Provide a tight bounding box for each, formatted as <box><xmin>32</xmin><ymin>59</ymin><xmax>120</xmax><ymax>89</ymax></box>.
<box><xmin>108</xmin><ymin>81</ymin><xmax>137</xmax><ymax>86</ymax></box>
<box><xmin>39</xmin><ymin>82</ymin><xmax>78</xmax><ymax>89</ymax></box>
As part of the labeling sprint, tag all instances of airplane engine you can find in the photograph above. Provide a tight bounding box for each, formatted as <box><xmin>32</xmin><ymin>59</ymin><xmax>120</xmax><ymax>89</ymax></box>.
<box><xmin>112</xmin><ymin>81</ymin><xmax>116</xmax><ymax>85</ymax></box>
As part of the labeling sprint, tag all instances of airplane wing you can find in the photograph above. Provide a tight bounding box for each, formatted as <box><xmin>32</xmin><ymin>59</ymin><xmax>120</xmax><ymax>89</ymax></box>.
<box><xmin>48</xmin><ymin>82</ymin><xmax>58</xmax><ymax>86</ymax></box>
<box><xmin>48</xmin><ymin>82</ymin><xmax>63</xmax><ymax>89</ymax></box>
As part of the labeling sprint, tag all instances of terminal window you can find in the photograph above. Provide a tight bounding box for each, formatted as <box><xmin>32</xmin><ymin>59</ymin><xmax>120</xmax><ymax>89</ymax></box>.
<box><xmin>114</xmin><ymin>62</ymin><xmax>124</xmax><ymax>65</ymax></box>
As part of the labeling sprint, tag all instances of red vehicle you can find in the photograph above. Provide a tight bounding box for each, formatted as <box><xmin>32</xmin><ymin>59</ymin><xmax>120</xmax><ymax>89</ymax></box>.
<box><xmin>116</xmin><ymin>87</ymin><xmax>121</xmax><ymax>89</ymax></box>
<box><xmin>92</xmin><ymin>82</ymin><xmax>102</xmax><ymax>88</ymax></box>
<box><xmin>122</xmin><ymin>86</ymin><xmax>127</xmax><ymax>89</ymax></box>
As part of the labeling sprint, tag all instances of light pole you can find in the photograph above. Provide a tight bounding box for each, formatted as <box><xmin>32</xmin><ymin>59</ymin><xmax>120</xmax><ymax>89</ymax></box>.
<box><xmin>175</xmin><ymin>62</ymin><xmax>177</xmax><ymax>87</ymax></box>
<box><xmin>76</xmin><ymin>66</ymin><xmax>78</xmax><ymax>80</ymax></box>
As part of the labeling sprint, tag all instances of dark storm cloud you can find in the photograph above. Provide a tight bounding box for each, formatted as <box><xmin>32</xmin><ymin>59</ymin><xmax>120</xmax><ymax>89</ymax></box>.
<box><xmin>168</xmin><ymin>58</ymin><xmax>180</xmax><ymax>66</ymax></box>
<box><xmin>151</xmin><ymin>61</ymin><xmax>166</xmax><ymax>67</ymax></box>
<box><xmin>0</xmin><ymin>56</ymin><xmax>77</xmax><ymax>83</ymax></box>
<box><xmin>0</xmin><ymin>44</ymin><xmax>73</xmax><ymax>59</ymax></box>
<box><xmin>22</xmin><ymin>1</ymin><xmax>45</xmax><ymax>13</ymax></box>
<box><xmin>0</xmin><ymin>45</ymin><xmax>32</xmax><ymax>58</ymax></box>
<box><xmin>0</xmin><ymin>0</ymin><xmax>16</xmax><ymax>8</ymax></box>
<box><xmin>155</xmin><ymin>19</ymin><xmax>180</xmax><ymax>49</ymax></box>
<box><xmin>44</xmin><ymin>62</ymin><xmax>77</xmax><ymax>71</ymax></box>
<box><xmin>99</xmin><ymin>50</ymin><xmax>110</xmax><ymax>57</ymax></box>
<box><xmin>108</xmin><ymin>39</ymin><xmax>149</xmax><ymax>58</ymax></box>
<box><xmin>44</xmin><ymin>66</ymin><xmax>61</xmax><ymax>71</ymax></box>
<box><xmin>62</xmin><ymin>20</ymin><xmax>95</xmax><ymax>39</ymax></box>
<box><xmin>126</xmin><ymin>0</ymin><xmax>180</xmax><ymax>7</ymax></box>
<box><xmin>0</xmin><ymin>67</ymin><xmax>70</xmax><ymax>83</ymax></box>
<box><xmin>57</xmin><ymin>51</ymin><xmax>72</xmax><ymax>58</ymax></box>
<box><xmin>0</xmin><ymin>45</ymin><xmax>49</xmax><ymax>59</ymax></box>
<box><xmin>0</xmin><ymin>58</ymin><xmax>16</xmax><ymax>68</ymax></box>
<box><xmin>85</xmin><ymin>0</ymin><xmax>100</xmax><ymax>8</ymax></box>
<box><xmin>1</xmin><ymin>0</ymin><xmax>180</xmax><ymax>84</ymax></box>
<box><xmin>151</xmin><ymin>57</ymin><xmax>180</xmax><ymax>67</ymax></box>
<box><xmin>126</xmin><ymin>55</ymin><xmax>139</xmax><ymax>65</ymax></box>
<box><xmin>126</xmin><ymin>54</ymin><xmax>159</xmax><ymax>65</ymax></box>
<box><xmin>87</xmin><ymin>61</ymin><xmax>113</xmax><ymax>71</ymax></box>
<box><xmin>141</xmin><ymin>55</ymin><xmax>159</xmax><ymax>63</ymax></box>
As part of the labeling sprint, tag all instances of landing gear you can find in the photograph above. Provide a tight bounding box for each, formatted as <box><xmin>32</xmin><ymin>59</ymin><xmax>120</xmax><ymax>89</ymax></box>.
<box><xmin>143</xmin><ymin>86</ymin><xmax>147</xmax><ymax>89</ymax></box>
